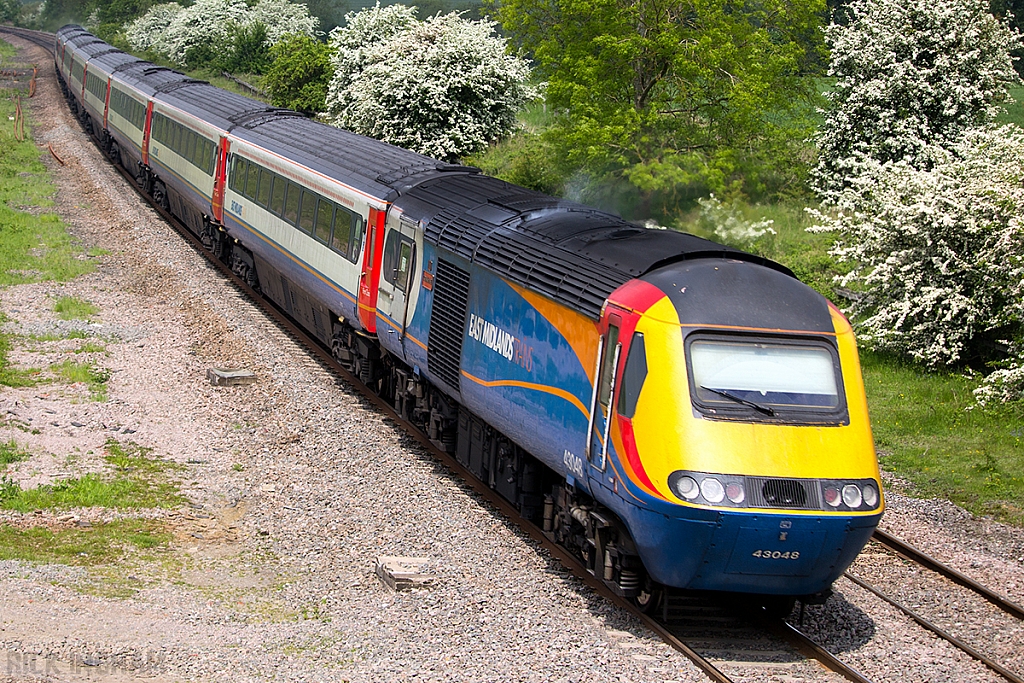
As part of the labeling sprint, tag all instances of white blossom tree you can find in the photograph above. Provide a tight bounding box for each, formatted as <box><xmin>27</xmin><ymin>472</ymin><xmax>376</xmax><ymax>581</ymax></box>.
<box><xmin>325</xmin><ymin>4</ymin><xmax>533</xmax><ymax>161</ymax></box>
<box><xmin>125</xmin><ymin>0</ymin><xmax>318</xmax><ymax>67</ymax></box>
<box><xmin>125</xmin><ymin>2</ymin><xmax>184</xmax><ymax>54</ymax></box>
<box><xmin>809</xmin><ymin>125</ymin><xmax>1024</xmax><ymax>388</ymax></box>
<box><xmin>813</xmin><ymin>0</ymin><xmax>1021</xmax><ymax>197</ymax></box>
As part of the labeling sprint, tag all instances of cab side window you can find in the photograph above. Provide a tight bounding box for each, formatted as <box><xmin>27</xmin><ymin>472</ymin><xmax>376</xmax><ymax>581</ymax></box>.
<box><xmin>617</xmin><ymin>333</ymin><xmax>647</xmax><ymax>419</ymax></box>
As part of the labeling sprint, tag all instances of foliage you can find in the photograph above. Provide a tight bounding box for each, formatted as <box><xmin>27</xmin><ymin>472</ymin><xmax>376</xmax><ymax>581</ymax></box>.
<box><xmin>809</xmin><ymin>125</ymin><xmax>1024</xmax><ymax>385</ymax></box>
<box><xmin>466</xmin><ymin>129</ymin><xmax>563</xmax><ymax>195</ymax></box>
<box><xmin>325</xmin><ymin>4</ymin><xmax>533</xmax><ymax>161</ymax></box>
<box><xmin>497</xmin><ymin>0</ymin><xmax>825</xmax><ymax>210</ymax></box>
<box><xmin>224</xmin><ymin>21</ymin><xmax>272</xmax><ymax>75</ymax></box>
<box><xmin>264</xmin><ymin>33</ymin><xmax>335</xmax><ymax>113</ymax></box>
<box><xmin>126</xmin><ymin>0</ymin><xmax>317</xmax><ymax>68</ymax></box>
<box><xmin>0</xmin><ymin>0</ymin><xmax>21</xmax><ymax>24</ymax></box>
<box><xmin>124</xmin><ymin>2</ymin><xmax>183</xmax><ymax>53</ymax></box>
<box><xmin>813</xmin><ymin>0</ymin><xmax>1021</xmax><ymax>196</ymax></box>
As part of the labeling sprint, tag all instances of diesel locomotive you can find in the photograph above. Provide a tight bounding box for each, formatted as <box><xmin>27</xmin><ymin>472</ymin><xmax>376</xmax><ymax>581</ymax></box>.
<box><xmin>53</xmin><ymin>25</ymin><xmax>884</xmax><ymax>611</ymax></box>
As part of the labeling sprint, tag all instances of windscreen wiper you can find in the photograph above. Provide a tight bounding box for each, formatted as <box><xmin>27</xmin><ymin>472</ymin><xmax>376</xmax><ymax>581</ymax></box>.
<box><xmin>700</xmin><ymin>386</ymin><xmax>776</xmax><ymax>416</ymax></box>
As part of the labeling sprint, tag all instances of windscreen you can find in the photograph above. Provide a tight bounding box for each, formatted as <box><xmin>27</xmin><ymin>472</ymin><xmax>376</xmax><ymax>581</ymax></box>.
<box><xmin>689</xmin><ymin>339</ymin><xmax>840</xmax><ymax>408</ymax></box>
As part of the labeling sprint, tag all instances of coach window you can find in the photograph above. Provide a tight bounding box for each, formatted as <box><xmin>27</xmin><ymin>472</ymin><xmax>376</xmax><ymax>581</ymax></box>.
<box><xmin>283</xmin><ymin>182</ymin><xmax>300</xmax><ymax>225</ymax></box>
<box><xmin>256</xmin><ymin>167</ymin><xmax>272</xmax><ymax>207</ymax></box>
<box><xmin>184</xmin><ymin>132</ymin><xmax>196</xmax><ymax>166</ymax></box>
<box><xmin>314</xmin><ymin>200</ymin><xmax>334</xmax><ymax>244</ymax></box>
<box><xmin>299</xmin><ymin>190</ymin><xmax>317</xmax><ymax>234</ymax></box>
<box><xmin>331</xmin><ymin>208</ymin><xmax>352</xmax><ymax>258</ymax></box>
<box><xmin>269</xmin><ymin>175</ymin><xmax>286</xmax><ymax>216</ymax></box>
<box><xmin>245</xmin><ymin>161</ymin><xmax>260</xmax><ymax>201</ymax></box>
<box><xmin>229</xmin><ymin>156</ymin><xmax>245</xmax><ymax>193</ymax></box>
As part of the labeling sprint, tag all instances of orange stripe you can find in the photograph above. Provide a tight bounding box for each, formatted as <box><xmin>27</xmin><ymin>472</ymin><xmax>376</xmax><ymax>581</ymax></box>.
<box><xmin>461</xmin><ymin>371</ymin><xmax>590</xmax><ymax>418</ymax></box>
<box><xmin>376</xmin><ymin>314</ymin><xmax>428</xmax><ymax>351</ymax></box>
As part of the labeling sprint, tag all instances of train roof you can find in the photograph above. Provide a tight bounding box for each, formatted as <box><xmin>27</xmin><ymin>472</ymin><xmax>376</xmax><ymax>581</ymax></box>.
<box><xmin>154</xmin><ymin>81</ymin><xmax>282</xmax><ymax>132</ymax></box>
<box><xmin>86</xmin><ymin>50</ymin><xmax>143</xmax><ymax>74</ymax></box>
<box><xmin>398</xmin><ymin>173</ymin><xmax>793</xmax><ymax>319</ymax></box>
<box><xmin>112</xmin><ymin>62</ymin><xmax>194</xmax><ymax>96</ymax></box>
<box><xmin>235</xmin><ymin>113</ymin><xmax>461</xmax><ymax>202</ymax></box>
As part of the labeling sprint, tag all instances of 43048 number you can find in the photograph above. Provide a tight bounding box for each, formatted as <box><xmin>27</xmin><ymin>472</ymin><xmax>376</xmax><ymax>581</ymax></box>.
<box><xmin>751</xmin><ymin>550</ymin><xmax>800</xmax><ymax>560</ymax></box>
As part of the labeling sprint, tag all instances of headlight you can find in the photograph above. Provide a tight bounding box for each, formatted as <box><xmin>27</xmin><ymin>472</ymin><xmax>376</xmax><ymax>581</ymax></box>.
<box><xmin>701</xmin><ymin>477</ymin><xmax>725</xmax><ymax>503</ymax></box>
<box><xmin>823</xmin><ymin>486</ymin><xmax>841</xmax><ymax>507</ymax></box>
<box><xmin>725</xmin><ymin>481</ymin><xmax>745</xmax><ymax>504</ymax></box>
<box><xmin>673</xmin><ymin>475</ymin><xmax>699</xmax><ymax>500</ymax></box>
<box><xmin>863</xmin><ymin>484</ymin><xmax>879</xmax><ymax>508</ymax></box>
<box><xmin>842</xmin><ymin>484</ymin><xmax>863</xmax><ymax>508</ymax></box>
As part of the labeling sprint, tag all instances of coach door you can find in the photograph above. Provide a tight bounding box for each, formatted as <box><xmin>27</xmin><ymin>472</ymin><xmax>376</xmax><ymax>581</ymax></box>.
<box><xmin>587</xmin><ymin>312</ymin><xmax>623</xmax><ymax>473</ymax></box>
<box><xmin>377</xmin><ymin>216</ymin><xmax>418</xmax><ymax>339</ymax></box>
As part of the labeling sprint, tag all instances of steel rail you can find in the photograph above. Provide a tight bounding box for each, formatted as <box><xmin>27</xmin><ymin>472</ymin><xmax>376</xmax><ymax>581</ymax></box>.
<box><xmin>17</xmin><ymin>32</ymin><xmax>879</xmax><ymax>683</ymax></box>
<box><xmin>844</xmin><ymin>571</ymin><xmax>1024</xmax><ymax>683</ymax></box>
<box><xmin>872</xmin><ymin>528</ymin><xmax>1024</xmax><ymax>621</ymax></box>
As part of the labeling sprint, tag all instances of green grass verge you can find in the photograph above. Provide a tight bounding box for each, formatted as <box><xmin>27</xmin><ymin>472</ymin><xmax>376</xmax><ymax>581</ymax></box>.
<box><xmin>53</xmin><ymin>295</ymin><xmax>99</xmax><ymax>321</ymax></box>
<box><xmin>50</xmin><ymin>359</ymin><xmax>110</xmax><ymax>400</ymax></box>
<box><xmin>996</xmin><ymin>85</ymin><xmax>1024</xmax><ymax>129</ymax></box>
<box><xmin>862</xmin><ymin>352</ymin><xmax>1024</xmax><ymax>525</ymax></box>
<box><xmin>0</xmin><ymin>520</ymin><xmax>171</xmax><ymax>566</ymax></box>
<box><xmin>0</xmin><ymin>439</ymin><xmax>183</xmax><ymax>512</ymax></box>
<box><xmin>1</xmin><ymin>61</ymin><xmax>94</xmax><ymax>286</ymax></box>
<box><xmin>0</xmin><ymin>439</ymin><xmax>30</xmax><ymax>467</ymax></box>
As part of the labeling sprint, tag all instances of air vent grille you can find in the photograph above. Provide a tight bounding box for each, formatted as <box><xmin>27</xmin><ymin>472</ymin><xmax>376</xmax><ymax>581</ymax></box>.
<box><xmin>746</xmin><ymin>477</ymin><xmax>819</xmax><ymax>509</ymax></box>
<box><xmin>427</xmin><ymin>259</ymin><xmax>470</xmax><ymax>391</ymax></box>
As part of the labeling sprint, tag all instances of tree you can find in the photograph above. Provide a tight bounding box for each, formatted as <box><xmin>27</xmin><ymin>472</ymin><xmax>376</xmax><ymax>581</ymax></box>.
<box><xmin>264</xmin><ymin>33</ymin><xmax>335</xmax><ymax>113</ymax></box>
<box><xmin>809</xmin><ymin>125</ymin><xmax>1024</xmax><ymax>391</ymax></box>
<box><xmin>497</xmin><ymin>0</ymin><xmax>826</xmax><ymax>209</ymax></box>
<box><xmin>125</xmin><ymin>2</ymin><xmax>183</xmax><ymax>53</ymax></box>
<box><xmin>324</xmin><ymin>4</ymin><xmax>533</xmax><ymax>161</ymax></box>
<box><xmin>812</xmin><ymin>0</ymin><xmax>1021</xmax><ymax>196</ymax></box>
<box><xmin>125</xmin><ymin>0</ymin><xmax>318</xmax><ymax>68</ymax></box>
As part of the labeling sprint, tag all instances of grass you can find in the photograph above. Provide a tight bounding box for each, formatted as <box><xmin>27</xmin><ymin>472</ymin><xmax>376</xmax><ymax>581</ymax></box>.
<box><xmin>49</xmin><ymin>359</ymin><xmax>110</xmax><ymax>401</ymax></box>
<box><xmin>53</xmin><ymin>295</ymin><xmax>99</xmax><ymax>321</ymax></box>
<box><xmin>0</xmin><ymin>313</ymin><xmax>42</xmax><ymax>388</ymax></box>
<box><xmin>0</xmin><ymin>520</ymin><xmax>171</xmax><ymax>566</ymax></box>
<box><xmin>0</xmin><ymin>439</ymin><xmax>30</xmax><ymax>467</ymax></box>
<box><xmin>1</xmin><ymin>53</ymin><xmax>94</xmax><ymax>286</ymax></box>
<box><xmin>0</xmin><ymin>440</ymin><xmax>183</xmax><ymax>513</ymax></box>
<box><xmin>862</xmin><ymin>351</ymin><xmax>1024</xmax><ymax>525</ymax></box>
<box><xmin>996</xmin><ymin>85</ymin><xmax>1024</xmax><ymax>128</ymax></box>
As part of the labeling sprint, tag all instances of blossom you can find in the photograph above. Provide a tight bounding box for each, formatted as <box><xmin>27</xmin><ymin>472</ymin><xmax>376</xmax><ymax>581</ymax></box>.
<box><xmin>324</xmin><ymin>4</ymin><xmax>533</xmax><ymax>161</ymax></box>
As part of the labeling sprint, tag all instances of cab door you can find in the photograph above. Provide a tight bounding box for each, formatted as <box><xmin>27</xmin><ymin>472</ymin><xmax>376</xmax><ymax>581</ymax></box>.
<box><xmin>377</xmin><ymin>216</ymin><xmax>417</xmax><ymax>339</ymax></box>
<box><xmin>587</xmin><ymin>312</ymin><xmax>623</xmax><ymax>473</ymax></box>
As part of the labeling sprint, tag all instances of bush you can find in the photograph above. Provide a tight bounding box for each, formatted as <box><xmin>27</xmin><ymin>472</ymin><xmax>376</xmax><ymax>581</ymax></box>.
<box><xmin>324</xmin><ymin>4</ymin><xmax>533</xmax><ymax>161</ymax></box>
<box><xmin>813</xmin><ymin>0</ymin><xmax>1021</xmax><ymax>197</ymax></box>
<box><xmin>264</xmin><ymin>33</ymin><xmax>335</xmax><ymax>113</ymax></box>
<box><xmin>809</xmin><ymin>125</ymin><xmax>1024</xmax><ymax>388</ymax></box>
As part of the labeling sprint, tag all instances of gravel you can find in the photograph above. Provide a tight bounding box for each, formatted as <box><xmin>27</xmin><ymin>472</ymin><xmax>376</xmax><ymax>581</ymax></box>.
<box><xmin>2</xmin><ymin>34</ymin><xmax>1023</xmax><ymax>683</ymax></box>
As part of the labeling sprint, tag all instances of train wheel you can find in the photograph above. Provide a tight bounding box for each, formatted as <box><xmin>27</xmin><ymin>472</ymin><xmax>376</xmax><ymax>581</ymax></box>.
<box><xmin>631</xmin><ymin>577</ymin><xmax>663</xmax><ymax>614</ymax></box>
<box><xmin>152</xmin><ymin>180</ymin><xmax>169</xmax><ymax>211</ymax></box>
<box><xmin>107</xmin><ymin>141</ymin><xmax>119</xmax><ymax>166</ymax></box>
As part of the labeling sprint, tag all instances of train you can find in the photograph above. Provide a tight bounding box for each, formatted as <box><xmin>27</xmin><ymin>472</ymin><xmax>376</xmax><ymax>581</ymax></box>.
<box><xmin>52</xmin><ymin>25</ymin><xmax>884</xmax><ymax>613</ymax></box>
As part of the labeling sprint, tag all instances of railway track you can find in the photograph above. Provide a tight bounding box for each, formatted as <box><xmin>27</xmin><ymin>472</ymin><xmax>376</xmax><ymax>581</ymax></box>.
<box><xmin>3</xmin><ymin>24</ymin><xmax>1021</xmax><ymax>683</ymax></box>
<box><xmin>837</xmin><ymin>530</ymin><xmax>1024</xmax><ymax>683</ymax></box>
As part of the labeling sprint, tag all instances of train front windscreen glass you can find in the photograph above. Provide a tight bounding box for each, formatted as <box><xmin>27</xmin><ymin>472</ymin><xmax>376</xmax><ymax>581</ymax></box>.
<box><xmin>689</xmin><ymin>339</ymin><xmax>840</xmax><ymax>408</ymax></box>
